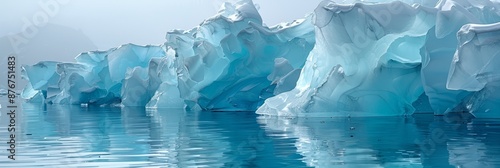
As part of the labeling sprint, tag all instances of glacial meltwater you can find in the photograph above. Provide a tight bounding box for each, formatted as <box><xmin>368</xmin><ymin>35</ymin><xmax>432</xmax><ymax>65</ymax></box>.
<box><xmin>1</xmin><ymin>101</ymin><xmax>500</xmax><ymax>167</ymax></box>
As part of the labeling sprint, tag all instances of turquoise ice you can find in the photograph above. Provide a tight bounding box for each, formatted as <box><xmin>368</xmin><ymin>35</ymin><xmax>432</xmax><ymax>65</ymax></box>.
<box><xmin>257</xmin><ymin>0</ymin><xmax>500</xmax><ymax>118</ymax></box>
<box><xmin>21</xmin><ymin>44</ymin><xmax>166</xmax><ymax>106</ymax></box>
<box><xmin>20</xmin><ymin>0</ymin><xmax>500</xmax><ymax>118</ymax></box>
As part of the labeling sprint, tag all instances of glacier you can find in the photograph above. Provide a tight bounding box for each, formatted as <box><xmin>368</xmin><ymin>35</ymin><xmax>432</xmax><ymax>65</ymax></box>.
<box><xmin>20</xmin><ymin>0</ymin><xmax>500</xmax><ymax>118</ymax></box>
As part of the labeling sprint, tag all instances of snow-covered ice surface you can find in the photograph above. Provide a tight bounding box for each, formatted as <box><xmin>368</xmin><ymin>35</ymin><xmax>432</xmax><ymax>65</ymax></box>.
<box><xmin>20</xmin><ymin>0</ymin><xmax>500</xmax><ymax>118</ymax></box>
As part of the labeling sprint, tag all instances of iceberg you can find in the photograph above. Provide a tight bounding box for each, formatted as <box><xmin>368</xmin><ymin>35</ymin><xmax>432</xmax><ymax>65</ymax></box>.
<box><xmin>169</xmin><ymin>0</ymin><xmax>315</xmax><ymax>111</ymax></box>
<box><xmin>258</xmin><ymin>1</ymin><xmax>436</xmax><ymax>117</ymax></box>
<box><xmin>20</xmin><ymin>0</ymin><xmax>500</xmax><ymax>117</ymax></box>
<box><xmin>21</xmin><ymin>61</ymin><xmax>60</xmax><ymax>103</ymax></box>
<box><xmin>0</xmin><ymin>88</ymin><xmax>7</xmax><ymax>96</ymax></box>
<box><xmin>257</xmin><ymin>0</ymin><xmax>500</xmax><ymax>118</ymax></box>
<box><xmin>21</xmin><ymin>44</ymin><xmax>167</xmax><ymax>106</ymax></box>
<box><xmin>20</xmin><ymin>0</ymin><xmax>314</xmax><ymax>111</ymax></box>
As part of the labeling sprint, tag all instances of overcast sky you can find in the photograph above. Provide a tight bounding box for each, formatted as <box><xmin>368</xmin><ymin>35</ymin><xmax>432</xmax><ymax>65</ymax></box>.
<box><xmin>0</xmin><ymin>0</ymin><xmax>323</xmax><ymax>89</ymax></box>
<box><xmin>0</xmin><ymin>0</ymin><xmax>322</xmax><ymax>51</ymax></box>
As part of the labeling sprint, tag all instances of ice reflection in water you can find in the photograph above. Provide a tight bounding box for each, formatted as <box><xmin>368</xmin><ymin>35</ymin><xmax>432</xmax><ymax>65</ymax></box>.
<box><xmin>0</xmin><ymin>102</ymin><xmax>499</xmax><ymax>167</ymax></box>
<box><xmin>257</xmin><ymin>113</ymin><xmax>500</xmax><ymax>168</ymax></box>
<box><xmin>0</xmin><ymin>103</ymin><xmax>303</xmax><ymax>167</ymax></box>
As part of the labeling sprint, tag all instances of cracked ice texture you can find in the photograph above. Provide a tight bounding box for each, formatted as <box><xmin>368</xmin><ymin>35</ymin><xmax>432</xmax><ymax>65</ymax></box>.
<box><xmin>20</xmin><ymin>0</ymin><xmax>314</xmax><ymax>110</ymax></box>
<box><xmin>168</xmin><ymin>0</ymin><xmax>315</xmax><ymax>111</ymax></box>
<box><xmin>21</xmin><ymin>44</ymin><xmax>166</xmax><ymax>106</ymax></box>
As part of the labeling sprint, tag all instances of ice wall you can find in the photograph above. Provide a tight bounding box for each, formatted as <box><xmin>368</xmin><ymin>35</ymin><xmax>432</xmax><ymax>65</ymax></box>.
<box><xmin>168</xmin><ymin>0</ymin><xmax>315</xmax><ymax>111</ymax></box>
<box><xmin>143</xmin><ymin>50</ymin><xmax>184</xmax><ymax>109</ymax></box>
<box><xmin>20</xmin><ymin>0</ymin><xmax>500</xmax><ymax>117</ymax></box>
<box><xmin>420</xmin><ymin>0</ymin><xmax>500</xmax><ymax>115</ymax></box>
<box><xmin>447</xmin><ymin>23</ymin><xmax>500</xmax><ymax>118</ymax></box>
<box><xmin>22</xmin><ymin>44</ymin><xmax>166</xmax><ymax>106</ymax></box>
<box><xmin>20</xmin><ymin>0</ymin><xmax>315</xmax><ymax>110</ymax></box>
<box><xmin>257</xmin><ymin>0</ymin><xmax>500</xmax><ymax>117</ymax></box>
<box><xmin>257</xmin><ymin>1</ymin><xmax>436</xmax><ymax>117</ymax></box>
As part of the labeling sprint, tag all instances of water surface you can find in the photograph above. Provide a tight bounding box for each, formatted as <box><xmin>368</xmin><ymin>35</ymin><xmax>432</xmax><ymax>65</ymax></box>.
<box><xmin>1</xmin><ymin>101</ymin><xmax>500</xmax><ymax>167</ymax></box>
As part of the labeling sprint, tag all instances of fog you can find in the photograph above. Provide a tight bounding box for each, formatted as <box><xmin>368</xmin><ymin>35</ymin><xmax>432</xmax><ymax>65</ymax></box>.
<box><xmin>1</xmin><ymin>0</ymin><xmax>321</xmax><ymax>51</ymax></box>
<box><xmin>0</xmin><ymin>0</ymin><xmax>322</xmax><ymax>89</ymax></box>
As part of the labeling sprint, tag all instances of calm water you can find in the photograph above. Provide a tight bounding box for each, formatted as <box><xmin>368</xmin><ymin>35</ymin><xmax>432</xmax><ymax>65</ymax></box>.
<box><xmin>1</xmin><ymin>101</ymin><xmax>500</xmax><ymax>167</ymax></box>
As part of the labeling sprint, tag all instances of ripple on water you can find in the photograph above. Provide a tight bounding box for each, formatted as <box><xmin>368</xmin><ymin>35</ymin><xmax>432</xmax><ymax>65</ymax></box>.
<box><xmin>0</xmin><ymin>102</ymin><xmax>500</xmax><ymax>167</ymax></box>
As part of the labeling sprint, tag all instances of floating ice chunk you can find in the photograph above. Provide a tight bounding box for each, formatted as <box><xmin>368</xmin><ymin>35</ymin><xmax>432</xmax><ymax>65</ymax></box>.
<box><xmin>257</xmin><ymin>2</ymin><xmax>436</xmax><ymax>117</ymax></box>
<box><xmin>0</xmin><ymin>88</ymin><xmax>7</xmax><ymax>96</ymax></box>
<box><xmin>20</xmin><ymin>83</ymin><xmax>44</xmax><ymax>103</ymax></box>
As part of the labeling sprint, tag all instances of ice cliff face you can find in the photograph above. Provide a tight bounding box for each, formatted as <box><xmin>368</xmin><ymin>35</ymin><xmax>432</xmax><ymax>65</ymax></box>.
<box><xmin>168</xmin><ymin>1</ymin><xmax>315</xmax><ymax>111</ymax></box>
<box><xmin>446</xmin><ymin>23</ymin><xmax>500</xmax><ymax>118</ymax></box>
<box><xmin>257</xmin><ymin>0</ymin><xmax>500</xmax><ymax>118</ymax></box>
<box><xmin>258</xmin><ymin>1</ymin><xmax>436</xmax><ymax>117</ymax></box>
<box><xmin>21</xmin><ymin>44</ymin><xmax>167</xmax><ymax>106</ymax></box>
<box><xmin>21</xmin><ymin>0</ymin><xmax>500</xmax><ymax>118</ymax></box>
<box><xmin>21</xmin><ymin>0</ymin><xmax>315</xmax><ymax>111</ymax></box>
